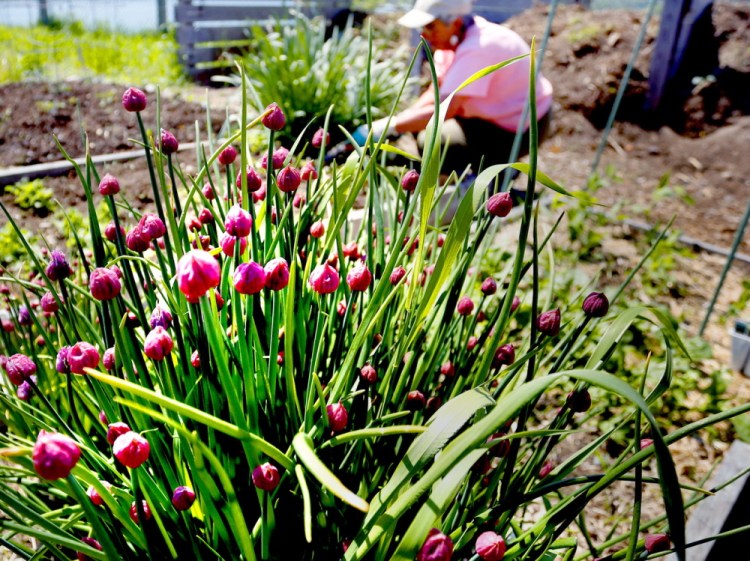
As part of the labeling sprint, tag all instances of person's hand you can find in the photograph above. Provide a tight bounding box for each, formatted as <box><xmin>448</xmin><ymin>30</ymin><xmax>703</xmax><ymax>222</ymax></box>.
<box><xmin>351</xmin><ymin>118</ymin><xmax>396</xmax><ymax>146</ymax></box>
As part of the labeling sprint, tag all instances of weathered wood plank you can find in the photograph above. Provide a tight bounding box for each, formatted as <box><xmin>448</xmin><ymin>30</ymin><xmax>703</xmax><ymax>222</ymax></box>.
<box><xmin>177</xmin><ymin>27</ymin><xmax>250</xmax><ymax>45</ymax></box>
<box><xmin>175</xmin><ymin>4</ymin><xmax>290</xmax><ymax>23</ymax></box>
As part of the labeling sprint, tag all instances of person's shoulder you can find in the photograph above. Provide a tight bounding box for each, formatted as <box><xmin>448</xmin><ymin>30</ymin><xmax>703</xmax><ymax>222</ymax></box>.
<box><xmin>472</xmin><ymin>16</ymin><xmax>528</xmax><ymax>48</ymax></box>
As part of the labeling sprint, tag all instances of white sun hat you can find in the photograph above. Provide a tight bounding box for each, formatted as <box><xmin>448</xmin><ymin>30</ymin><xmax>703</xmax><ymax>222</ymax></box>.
<box><xmin>397</xmin><ymin>0</ymin><xmax>473</xmax><ymax>29</ymax></box>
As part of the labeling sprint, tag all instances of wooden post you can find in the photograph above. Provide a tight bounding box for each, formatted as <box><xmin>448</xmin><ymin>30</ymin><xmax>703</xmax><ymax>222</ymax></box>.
<box><xmin>157</xmin><ymin>0</ymin><xmax>167</xmax><ymax>29</ymax></box>
<box><xmin>39</xmin><ymin>0</ymin><xmax>49</xmax><ymax>25</ymax></box>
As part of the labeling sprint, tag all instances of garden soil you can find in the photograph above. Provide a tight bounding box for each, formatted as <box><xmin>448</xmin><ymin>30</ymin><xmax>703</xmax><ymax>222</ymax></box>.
<box><xmin>1</xmin><ymin>2</ymin><xmax>750</xmax><ymax>555</ymax></box>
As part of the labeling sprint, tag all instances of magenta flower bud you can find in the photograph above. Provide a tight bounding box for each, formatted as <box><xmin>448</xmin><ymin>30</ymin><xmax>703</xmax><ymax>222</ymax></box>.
<box><xmin>346</xmin><ymin>263</ymin><xmax>372</xmax><ymax>292</ymax></box>
<box><xmin>440</xmin><ymin>361</ymin><xmax>455</xmax><ymax>378</ymax></box>
<box><xmin>106</xmin><ymin>422</ymin><xmax>131</xmax><ymax>445</ymax></box>
<box><xmin>198</xmin><ymin>208</ymin><xmax>214</xmax><ymax>225</ymax></box>
<box><xmin>149</xmin><ymin>304</ymin><xmax>173</xmax><ymax>330</ymax></box>
<box><xmin>190</xmin><ymin>350</ymin><xmax>201</xmax><ymax>368</ymax></box>
<box><xmin>511</xmin><ymin>295</ymin><xmax>520</xmax><ymax>312</ymax></box>
<box><xmin>46</xmin><ymin>250</ymin><xmax>72</xmax><ymax>281</ymax></box>
<box><xmin>309</xmin><ymin>263</ymin><xmax>340</xmax><ymax>295</ymax></box>
<box><xmin>32</xmin><ymin>430</ymin><xmax>80</xmax><ymax>480</ymax></box>
<box><xmin>89</xmin><ymin>267</ymin><xmax>121</xmax><ymax>301</ymax></box>
<box><xmin>218</xmin><ymin>145</ymin><xmax>238</xmax><ymax>166</ymax></box>
<box><xmin>252</xmin><ymin>462</ymin><xmax>280</xmax><ymax>491</ymax></box>
<box><xmin>253</xmin><ymin>183</ymin><xmax>267</xmax><ymax>202</ymax></box>
<box><xmin>343</xmin><ymin>242</ymin><xmax>360</xmax><ymax>260</ymax></box>
<box><xmin>219</xmin><ymin>232</ymin><xmax>248</xmax><ymax>257</ymax></box>
<box><xmin>17</xmin><ymin>379</ymin><xmax>33</xmax><ymax>401</ymax></box>
<box><xmin>261</xmin><ymin>147</ymin><xmax>289</xmax><ymax>170</ymax></box>
<box><xmin>113</xmin><ymin>431</ymin><xmax>150</xmax><ymax>468</ymax></box>
<box><xmin>160</xmin><ymin>128</ymin><xmax>179</xmax><ymax>155</ymax></box>
<box><xmin>236</xmin><ymin>166</ymin><xmax>264</xmax><ymax>192</ymax></box>
<box><xmin>310</xmin><ymin>220</ymin><xmax>325</xmax><ymax>239</ymax></box>
<box><xmin>492</xmin><ymin>344</ymin><xmax>515</xmax><ymax>368</ymax></box>
<box><xmin>262</xmin><ymin>102</ymin><xmax>286</xmax><ymax>130</ymax></box>
<box><xmin>644</xmin><ymin>533</ymin><xmax>670</xmax><ymax>553</ymax></box>
<box><xmin>40</xmin><ymin>291</ymin><xmax>59</xmax><ymax>313</ymax></box>
<box><xmin>264</xmin><ymin>258</ymin><xmax>290</xmax><ymax>291</ymax></box>
<box><xmin>488</xmin><ymin>432</ymin><xmax>510</xmax><ymax>457</ymax></box>
<box><xmin>417</xmin><ymin>528</ymin><xmax>454</xmax><ymax>561</ymax></box>
<box><xmin>104</xmin><ymin>221</ymin><xmax>125</xmax><ymax>242</ymax></box>
<box><xmin>536</xmin><ymin>308</ymin><xmax>561</xmax><ymax>337</ymax></box>
<box><xmin>121</xmin><ymin>87</ymin><xmax>147</xmax><ymax>112</ymax></box>
<box><xmin>456</xmin><ymin>296</ymin><xmax>475</xmax><ymax>316</ymax></box>
<box><xmin>582</xmin><ymin>292</ymin><xmax>609</xmax><ymax>318</ymax></box>
<box><xmin>98</xmin><ymin>410</ymin><xmax>108</xmax><ymax>424</ymax></box>
<box><xmin>172</xmin><ymin>486</ymin><xmax>196</xmax><ymax>511</ymax></box>
<box><xmin>566</xmin><ymin>388</ymin><xmax>591</xmax><ymax>413</ymax></box>
<box><xmin>87</xmin><ymin>481</ymin><xmax>112</xmax><ymax>507</ymax></box>
<box><xmin>202</xmin><ymin>183</ymin><xmax>215</xmax><ymax>200</ymax></box>
<box><xmin>126</xmin><ymin>226</ymin><xmax>150</xmax><ymax>253</ymax></box>
<box><xmin>225</xmin><ymin>205</ymin><xmax>253</xmax><ymax>237</ymax></box>
<box><xmin>538</xmin><ymin>460</ymin><xmax>554</xmax><ymax>478</ymax></box>
<box><xmin>277</xmin><ymin>165</ymin><xmax>301</xmax><ymax>193</ymax></box>
<box><xmin>139</xmin><ymin>213</ymin><xmax>166</xmax><ymax>241</ymax></box>
<box><xmin>326</xmin><ymin>402</ymin><xmax>348</xmax><ymax>432</ymax></box>
<box><xmin>406</xmin><ymin>390</ymin><xmax>426</xmax><ymax>411</ymax></box>
<box><xmin>390</xmin><ymin>266</ymin><xmax>407</xmax><ymax>285</ymax></box>
<box><xmin>360</xmin><ymin>364</ymin><xmax>377</xmax><ymax>385</ymax></box>
<box><xmin>486</xmin><ymin>192</ymin><xmax>513</xmax><ymax>217</ymax></box>
<box><xmin>177</xmin><ymin>250</ymin><xmax>221</xmax><ymax>303</ymax></box>
<box><xmin>234</xmin><ymin>262</ymin><xmax>266</xmax><ymax>295</ymax></box>
<box><xmin>103</xmin><ymin>347</ymin><xmax>116</xmax><ymax>370</ymax></box>
<box><xmin>17</xmin><ymin>305</ymin><xmax>32</xmax><ymax>326</ymax></box>
<box><xmin>401</xmin><ymin>169</ymin><xmax>420</xmax><ymax>192</ymax></box>
<box><xmin>129</xmin><ymin>500</ymin><xmax>152</xmax><ymax>524</ymax></box>
<box><xmin>481</xmin><ymin>277</ymin><xmax>497</xmax><ymax>296</ymax></box>
<box><xmin>98</xmin><ymin>173</ymin><xmax>120</xmax><ymax>196</ymax></box>
<box><xmin>144</xmin><ymin>326</ymin><xmax>174</xmax><ymax>361</ymax></box>
<box><xmin>2</xmin><ymin>354</ymin><xmax>33</xmax><ymax>386</ymax></box>
<box><xmin>68</xmin><ymin>342</ymin><xmax>100</xmax><ymax>374</ymax></box>
<box><xmin>301</xmin><ymin>160</ymin><xmax>318</xmax><ymax>181</ymax></box>
<box><xmin>312</xmin><ymin>128</ymin><xmax>329</xmax><ymax>148</ymax></box>
<box><xmin>56</xmin><ymin>346</ymin><xmax>71</xmax><ymax>374</ymax></box>
<box><xmin>77</xmin><ymin>537</ymin><xmax>103</xmax><ymax>561</ymax></box>
<box><xmin>295</xmin><ymin>191</ymin><xmax>308</xmax><ymax>208</ymax></box>
<box><xmin>475</xmin><ymin>531</ymin><xmax>506</xmax><ymax>561</ymax></box>
<box><xmin>640</xmin><ymin>438</ymin><xmax>654</xmax><ymax>449</ymax></box>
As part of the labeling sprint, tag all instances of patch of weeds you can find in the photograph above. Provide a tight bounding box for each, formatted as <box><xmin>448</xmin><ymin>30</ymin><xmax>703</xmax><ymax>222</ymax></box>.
<box><xmin>0</xmin><ymin>223</ymin><xmax>37</xmax><ymax>267</ymax></box>
<box><xmin>5</xmin><ymin>179</ymin><xmax>55</xmax><ymax>215</ymax></box>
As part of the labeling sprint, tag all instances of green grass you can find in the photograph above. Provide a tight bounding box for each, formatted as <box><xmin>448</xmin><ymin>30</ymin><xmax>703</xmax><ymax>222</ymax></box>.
<box><xmin>0</xmin><ymin>20</ymin><xmax>185</xmax><ymax>85</ymax></box>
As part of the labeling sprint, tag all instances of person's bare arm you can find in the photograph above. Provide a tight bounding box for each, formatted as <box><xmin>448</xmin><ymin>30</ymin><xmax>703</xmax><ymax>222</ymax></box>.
<box><xmin>394</xmin><ymin>95</ymin><xmax>461</xmax><ymax>134</ymax></box>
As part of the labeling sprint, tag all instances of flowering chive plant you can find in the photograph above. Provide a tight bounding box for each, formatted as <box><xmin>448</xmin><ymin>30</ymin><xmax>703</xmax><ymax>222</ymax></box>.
<box><xmin>0</xmin><ymin>43</ymin><xmax>747</xmax><ymax>561</ymax></box>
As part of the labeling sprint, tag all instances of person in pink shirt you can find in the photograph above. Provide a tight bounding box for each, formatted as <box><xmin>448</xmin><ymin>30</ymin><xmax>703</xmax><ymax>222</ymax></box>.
<box><xmin>353</xmin><ymin>0</ymin><xmax>553</xmax><ymax>176</ymax></box>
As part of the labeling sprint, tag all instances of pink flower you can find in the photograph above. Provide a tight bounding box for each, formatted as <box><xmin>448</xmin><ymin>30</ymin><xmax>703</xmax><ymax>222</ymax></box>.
<box><xmin>456</xmin><ymin>297</ymin><xmax>475</xmax><ymax>316</ymax></box>
<box><xmin>98</xmin><ymin>173</ymin><xmax>120</xmax><ymax>196</ymax></box>
<box><xmin>401</xmin><ymin>169</ymin><xmax>420</xmax><ymax>192</ymax></box>
<box><xmin>261</xmin><ymin>147</ymin><xmax>289</xmax><ymax>170</ymax></box>
<box><xmin>199</xmin><ymin>208</ymin><xmax>214</xmax><ymax>225</ymax></box>
<box><xmin>312</xmin><ymin>128</ymin><xmax>329</xmax><ymax>148</ymax></box>
<box><xmin>566</xmin><ymin>389</ymin><xmax>591</xmax><ymax>413</ymax></box>
<box><xmin>583</xmin><ymin>291</ymin><xmax>609</xmax><ymax>318</ymax></box>
<box><xmin>219</xmin><ymin>232</ymin><xmax>248</xmax><ymax>257</ymax></box>
<box><xmin>76</xmin><ymin>536</ymin><xmax>102</xmax><ymax>561</ymax></box>
<box><xmin>171</xmin><ymin>486</ymin><xmax>196</xmax><ymax>511</ymax></box>
<box><xmin>177</xmin><ymin>250</ymin><xmax>221</xmax><ymax>302</ymax></box>
<box><xmin>277</xmin><ymin>165</ymin><xmax>301</xmax><ymax>193</ymax></box>
<box><xmin>87</xmin><ymin>481</ymin><xmax>112</xmax><ymax>506</ymax></box>
<box><xmin>301</xmin><ymin>160</ymin><xmax>318</xmax><ymax>180</ymax></box>
<box><xmin>406</xmin><ymin>390</ymin><xmax>426</xmax><ymax>411</ymax></box>
<box><xmin>89</xmin><ymin>267</ymin><xmax>121</xmax><ymax>301</ymax></box>
<box><xmin>104</xmin><ymin>222</ymin><xmax>125</xmax><ymax>242</ymax></box>
<box><xmin>644</xmin><ymin>533</ymin><xmax>670</xmax><ymax>553</ymax></box>
<box><xmin>235</xmin><ymin>166</ymin><xmax>264</xmax><ymax>193</ymax></box>
<box><xmin>492</xmin><ymin>344</ymin><xmax>515</xmax><ymax>368</ymax></box>
<box><xmin>45</xmin><ymin>250</ymin><xmax>72</xmax><ymax>281</ymax></box>
<box><xmin>225</xmin><ymin>205</ymin><xmax>253</xmax><ymax>237</ymax></box>
<box><xmin>113</xmin><ymin>431</ymin><xmax>150</xmax><ymax>468</ymax></box>
<box><xmin>475</xmin><ymin>531</ymin><xmax>506</xmax><ymax>561</ymax></box>
<box><xmin>486</xmin><ymin>192</ymin><xmax>513</xmax><ymax>217</ymax></box>
<box><xmin>68</xmin><ymin>342</ymin><xmax>100</xmax><ymax>374</ymax></box>
<box><xmin>481</xmin><ymin>277</ymin><xmax>497</xmax><ymax>296</ymax></box>
<box><xmin>309</xmin><ymin>263</ymin><xmax>340</xmax><ymax>295</ymax></box>
<box><xmin>538</xmin><ymin>460</ymin><xmax>554</xmax><ymax>478</ymax></box>
<box><xmin>126</xmin><ymin>226</ymin><xmax>150</xmax><ymax>253</ymax></box>
<box><xmin>139</xmin><ymin>213</ymin><xmax>167</xmax><ymax>241</ymax></box>
<box><xmin>218</xmin><ymin>145</ymin><xmax>238</xmax><ymax>166</ymax></box>
<box><xmin>129</xmin><ymin>500</ymin><xmax>152</xmax><ymax>524</ymax></box>
<box><xmin>160</xmin><ymin>128</ymin><xmax>179</xmax><ymax>154</ymax></box>
<box><xmin>417</xmin><ymin>528</ymin><xmax>453</xmax><ymax>561</ymax></box>
<box><xmin>440</xmin><ymin>361</ymin><xmax>455</xmax><ymax>378</ymax></box>
<box><xmin>346</xmin><ymin>263</ymin><xmax>372</xmax><ymax>292</ymax></box>
<box><xmin>536</xmin><ymin>308</ymin><xmax>561</xmax><ymax>337</ymax></box>
<box><xmin>103</xmin><ymin>347</ymin><xmax>116</xmax><ymax>370</ymax></box>
<box><xmin>262</xmin><ymin>102</ymin><xmax>286</xmax><ymax>131</ymax></box>
<box><xmin>233</xmin><ymin>262</ymin><xmax>266</xmax><ymax>295</ymax></box>
<box><xmin>32</xmin><ymin>430</ymin><xmax>80</xmax><ymax>480</ymax></box>
<box><xmin>144</xmin><ymin>326</ymin><xmax>174</xmax><ymax>361</ymax></box>
<box><xmin>390</xmin><ymin>266</ymin><xmax>407</xmax><ymax>285</ymax></box>
<box><xmin>149</xmin><ymin>304</ymin><xmax>173</xmax><ymax>330</ymax></box>
<box><xmin>106</xmin><ymin>422</ymin><xmax>131</xmax><ymax>446</ymax></box>
<box><xmin>360</xmin><ymin>364</ymin><xmax>377</xmax><ymax>384</ymax></box>
<box><xmin>121</xmin><ymin>87</ymin><xmax>147</xmax><ymax>112</ymax></box>
<box><xmin>310</xmin><ymin>220</ymin><xmax>325</xmax><ymax>239</ymax></box>
<box><xmin>252</xmin><ymin>462</ymin><xmax>281</xmax><ymax>491</ymax></box>
<box><xmin>4</xmin><ymin>353</ymin><xmax>37</xmax><ymax>386</ymax></box>
<box><xmin>202</xmin><ymin>183</ymin><xmax>215</xmax><ymax>200</ymax></box>
<box><xmin>264</xmin><ymin>258</ymin><xmax>290</xmax><ymax>291</ymax></box>
<box><xmin>40</xmin><ymin>291</ymin><xmax>59</xmax><ymax>313</ymax></box>
<box><xmin>326</xmin><ymin>402</ymin><xmax>348</xmax><ymax>432</ymax></box>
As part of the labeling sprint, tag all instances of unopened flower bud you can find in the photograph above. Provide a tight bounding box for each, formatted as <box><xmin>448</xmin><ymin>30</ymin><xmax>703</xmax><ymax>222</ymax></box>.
<box><xmin>360</xmin><ymin>364</ymin><xmax>377</xmax><ymax>385</ymax></box>
<box><xmin>149</xmin><ymin>304</ymin><xmax>173</xmax><ymax>330</ymax></box>
<box><xmin>77</xmin><ymin>536</ymin><xmax>103</xmax><ymax>561</ymax></box>
<box><xmin>144</xmin><ymin>326</ymin><xmax>174</xmax><ymax>361</ymax></box>
<box><xmin>456</xmin><ymin>296</ymin><xmax>475</xmax><ymax>316</ymax></box>
<box><xmin>264</xmin><ymin>258</ymin><xmax>290</xmax><ymax>291</ymax></box>
<box><xmin>103</xmin><ymin>347</ymin><xmax>116</xmax><ymax>370</ymax></box>
<box><xmin>89</xmin><ymin>267</ymin><xmax>121</xmax><ymax>301</ymax></box>
<box><xmin>310</xmin><ymin>220</ymin><xmax>325</xmax><ymax>239</ymax></box>
<box><xmin>172</xmin><ymin>486</ymin><xmax>196</xmax><ymax>511</ymax></box>
<box><xmin>475</xmin><ymin>531</ymin><xmax>506</xmax><ymax>561</ymax></box>
<box><xmin>486</xmin><ymin>192</ymin><xmax>513</xmax><ymax>217</ymax></box>
<box><xmin>87</xmin><ymin>481</ymin><xmax>112</xmax><ymax>506</ymax></box>
<box><xmin>40</xmin><ymin>291</ymin><xmax>59</xmax><ymax>313</ymax></box>
<box><xmin>417</xmin><ymin>528</ymin><xmax>453</xmax><ymax>561</ymax></box>
<box><xmin>46</xmin><ymin>250</ymin><xmax>72</xmax><ymax>281</ymax></box>
<box><xmin>640</xmin><ymin>438</ymin><xmax>653</xmax><ymax>450</ymax></box>
<box><xmin>309</xmin><ymin>263</ymin><xmax>340</xmax><ymax>295</ymax></box>
<box><xmin>252</xmin><ymin>462</ymin><xmax>280</xmax><ymax>491</ymax></box>
<box><xmin>17</xmin><ymin>379</ymin><xmax>34</xmax><ymax>401</ymax></box>
<box><xmin>538</xmin><ymin>460</ymin><xmax>554</xmax><ymax>478</ymax></box>
<box><xmin>582</xmin><ymin>292</ymin><xmax>609</xmax><ymax>318</ymax></box>
<box><xmin>202</xmin><ymin>183</ymin><xmax>215</xmax><ymax>200</ymax></box>
<box><xmin>492</xmin><ymin>344</ymin><xmax>515</xmax><ymax>368</ymax></box>
<box><xmin>160</xmin><ymin>129</ymin><xmax>179</xmax><ymax>155</ymax></box>
<box><xmin>199</xmin><ymin>208</ymin><xmax>214</xmax><ymax>225</ymax></box>
<box><xmin>406</xmin><ymin>390</ymin><xmax>426</xmax><ymax>411</ymax></box>
<box><xmin>234</xmin><ymin>261</ymin><xmax>266</xmax><ymax>295</ymax></box>
<box><xmin>121</xmin><ymin>87</ymin><xmax>147</xmax><ymax>112</ymax></box>
<box><xmin>126</xmin><ymin>226</ymin><xmax>150</xmax><ymax>252</ymax></box>
<box><xmin>644</xmin><ymin>533</ymin><xmax>670</xmax><ymax>553</ymax></box>
<box><xmin>312</xmin><ymin>128</ymin><xmax>329</xmax><ymax>148</ymax></box>
<box><xmin>481</xmin><ymin>277</ymin><xmax>497</xmax><ymax>296</ymax></box>
<box><xmin>262</xmin><ymin>102</ymin><xmax>286</xmax><ymax>131</ymax></box>
<box><xmin>33</xmin><ymin>430</ymin><xmax>80</xmax><ymax>480</ymax></box>
<box><xmin>106</xmin><ymin>422</ymin><xmax>130</xmax><ymax>445</ymax></box>
<box><xmin>218</xmin><ymin>145</ymin><xmax>238</xmax><ymax>166</ymax></box>
<box><xmin>129</xmin><ymin>500</ymin><xmax>152</xmax><ymax>524</ymax></box>
<box><xmin>536</xmin><ymin>308</ymin><xmax>561</xmax><ymax>337</ymax></box>
<box><xmin>139</xmin><ymin>213</ymin><xmax>166</xmax><ymax>241</ymax></box>
<box><xmin>566</xmin><ymin>389</ymin><xmax>591</xmax><ymax>413</ymax></box>
<box><xmin>68</xmin><ymin>342</ymin><xmax>100</xmax><ymax>374</ymax></box>
<box><xmin>177</xmin><ymin>250</ymin><xmax>220</xmax><ymax>303</ymax></box>
<box><xmin>346</xmin><ymin>263</ymin><xmax>372</xmax><ymax>292</ymax></box>
<box><xmin>5</xmin><ymin>353</ymin><xmax>36</xmax><ymax>386</ymax></box>
<box><xmin>98</xmin><ymin>173</ymin><xmax>120</xmax><ymax>196</ymax></box>
<box><xmin>326</xmin><ymin>402</ymin><xmax>348</xmax><ymax>432</ymax></box>
<box><xmin>440</xmin><ymin>361</ymin><xmax>455</xmax><ymax>378</ymax></box>
<box><xmin>390</xmin><ymin>266</ymin><xmax>407</xmax><ymax>285</ymax></box>
<box><xmin>277</xmin><ymin>165</ymin><xmax>301</xmax><ymax>193</ymax></box>
<box><xmin>113</xmin><ymin>431</ymin><xmax>150</xmax><ymax>468</ymax></box>
<box><xmin>401</xmin><ymin>169</ymin><xmax>420</xmax><ymax>192</ymax></box>
<box><xmin>301</xmin><ymin>160</ymin><xmax>318</xmax><ymax>180</ymax></box>
<box><xmin>104</xmin><ymin>221</ymin><xmax>125</xmax><ymax>242</ymax></box>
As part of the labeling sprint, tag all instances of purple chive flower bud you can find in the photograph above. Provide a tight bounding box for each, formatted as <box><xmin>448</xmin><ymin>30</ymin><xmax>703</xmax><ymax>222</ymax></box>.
<box><xmin>481</xmin><ymin>277</ymin><xmax>497</xmax><ymax>296</ymax></box>
<box><xmin>122</xmin><ymin>87</ymin><xmax>147</xmax><ymax>112</ymax></box>
<box><xmin>160</xmin><ymin>129</ymin><xmax>179</xmax><ymax>155</ymax></box>
<box><xmin>104</xmin><ymin>221</ymin><xmax>125</xmax><ymax>242</ymax></box>
<box><xmin>77</xmin><ymin>536</ymin><xmax>103</xmax><ymax>561</ymax></box>
<box><xmin>144</xmin><ymin>326</ymin><xmax>174</xmax><ymax>361</ymax></box>
<box><xmin>172</xmin><ymin>486</ymin><xmax>196</xmax><ymax>511</ymax></box>
<box><xmin>87</xmin><ymin>481</ymin><xmax>112</xmax><ymax>507</ymax></box>
<box><xmin>236</xmin><ymin>166</ymin><xmax>264</xmax><ymax>192</ymax></box>
<box><xmin>310</xmin><ymin>220</ymin><xmax>325</xmax><ymax>239</ymax></box>
<box><xmin>113</xmin><ymin>431</ymin><xmax>150</xmax><ymax>468</ymax></box>
<box><xmin>440</xmin><ymin>361</ymin><xmax>455</xmax><ymax>378</ymax></box>
<box><xmin>225</xmin><ymin>205</ymin><xmax>253</xmax><ymax>238</ymax></box>
<box><xmin>456</xmin><ymin>297</ymin><xmax>475</xmax><ymax>316</ymax></box>
<box><xmin>486</xmin><ymin>192</ymin><xmax>513</xmax><ymax>217</ymax></box>
<box><xmin>538</xmin><ymin>460</ymin><xmax>554</xmax><ymax>478</ymax></box>
<box><xmin>264</xmin><ymin>258</ymin><xmax>290</xmax><ymax>291</ymax></box>
<box><xmin>17</xmin><ymin>379</ymin><xmax>34</xmax><ymax>401</ymax></box>
<box><xmin>406</xmin><ymin>390</ymin><xmax>426</xmax><ymax>411</ymax></box>
<box><xmin>56</xmin><ymin>346</ymin><xmax>71</xmax><ymax>374</ymax></box>
<box><xmin>149</xmin><ymin>304</ymin><xmax>173</xmax><ymax>330</ymax></box>
<box><xmin>106</xmin><ymin>422</ymin><xmax>131</xmax><ymax>445</ymax></box>
<box><xmin>32</xmin><ymin>430</ymin><xmax>81</xmax><ymax>480</ymax></box>
<box><xmin>301</xmin><ymin>160</ymin><xmax>318</xmax><ymax>181</ymax></box>
<box><xmin>644</xmin><ymin>533</ymin><xmax>670</xmax><ymax>553</ymax></box>
<box><xmin>360</xmin><ymin>364</ymin><xmax>377</xmax><ymax>385</ymax></box>
<box><xmin>252</xmin><ymin>462</ymin><xmax>280</xmax><ymax>491</ymax></box>
<box><xmin>17</xmin><ymin>305</ymin><xmax>32</xmax><ymax>326</ymax></box>
<box><xmin>138</xmin><ymin>213</ymin><xmax>166</xmax><ymax>241</ymax></box>
<box><xmin>417</xmin><ymin>528</ymin><xmax>454</xmax><ymax>561</ymax></box>
<box><xmin>218</xmin><ymin>145</ymin><xmax>238</xmax><ymax>166</ymax></box>
<box><xmin>475</xmin><ymin>531</ymin><xmax>506</xmax><ymax>561</ymax></box>
<box><xmin>233</xmin><ymin>262</ymin><xmax>266</xmax><ymax>295</ymax></box>
<box><xmin>46</xmin><ymin>250</ymin><xmax>72</xmax><ymax>281</ymax></box>
<box><xmin>567</xmin><ymin>388</ymin><xmax>591</xmax><ymax>413</ymax></box>
<box><xmin>262</xmin><ymin>102</ymin><xmax>286</xmax><ymax>130</ymax></box>
<box><xmin>177</xmin><ymin>250</ymin><xmax>221</xmax><ymax>303</ymax></box>
<box><xmin>492</xmin><ymin>344</ymin><xmax>515</xmax><ymax>368</ymax></box>
<box><xmin>219</xmin><ymin>232</ymin><xmax>248</xmax><ymax>257</ymax></box>
<box><xmin>199</xmin><ymin>208</ymin><xmax>214</xmax><ymax>225</ymax></box>
<box><xmin>126</xmin><ymin>226</ymin><xmax>150</xmax><ymax>252</ymax></box>
<box><xmin>640</xmin><ymin>438</ymin><xmax>654</xmax><ymax>450</ymax></box>
<box><xmin>103</xmin><ymin>347</ymin><xmax>116</xmax><ymax>370</ymax></box>
<box><xmin>89</xmin><ymin>267</ymin><xmax>121</xmax><ymax>301</ymax></box>
<box><xmin>582</xmin><ymin>292</ymin><xmax>609</xmax><ymax>318</ymax></box>
<box><xmin>68</xmin><ymin>342</ymin><xmax>100</xmax><ymax>374</ymax></box>
<box><xmin>346</xmin><ymin>263</ymin><xmax>372</xmax><ymax>292</ymax></box>
<box><xmin>536</xmin><ymin>308</ymin><xmax>561</xmax><ymax>337</ymax></box>
<box><xmin>309</xmin><ymin>263</ymin><xmax>340</xmax><ymax>295</ymax></box>
<box><xmin>390</xmin><ymin>266</ymin><xmax>407</xmax><ymax>285</ymax></box>
<box><xmin>277</xmin><ymin>165</ymin><xmax>301</xmax><ymax>193</ymax></box>
<box><xmin>401</xmin><ymin>169</ymin><xmax>420</xmax><ymax>192</ymax></box>
<box><xmin>4</xmin><ymin>353</ymin><xmax>36</xmax><ymax>386</ymax></box>
<box><xmin>190</xmin><ymin>350</ymin><xmax>201</xmax><ymax>368</ymax></box>
<box><xmin>261</xmin><ymin>147</ymin><xmax>289</xmax><ymax>170</ymax></box>
<box><xmin>40</xmin><ymin>291</ymin><xmax>59</xmax><ymax>313</ymax></box>
<box><xmin>202</xmin><ymin>183</ymin><xmax>215</xmax><ymax>200</ymax></box>
<box><xmin>129</xmin><ymin>500</ymin><xmax>152</xmax><ymax>524</ymax></box>
<box><xmin>326</xmin><ymin>402</ymin><xmax>348</xmax><ymax>432</ymax></box>
<box><xmin>98</xmin><ymin>173</ymin><xmax>120</xmax><ymax>196</ymax></box>
<box><xmin>312</xmin><ymin>128</ymin><xmax>329</xmax><ymax>148</ymax></box>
